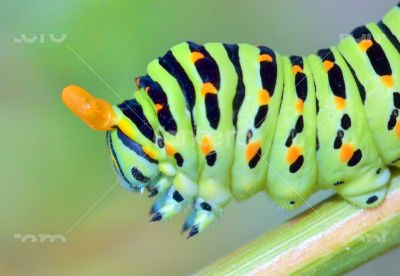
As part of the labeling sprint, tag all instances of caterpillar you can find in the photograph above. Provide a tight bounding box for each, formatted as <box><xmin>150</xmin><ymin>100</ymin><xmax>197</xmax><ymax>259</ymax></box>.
<box><xmin>62</xmin><ymin>4</ymin><xmax>400</xmax><ymax>238</ymax></box>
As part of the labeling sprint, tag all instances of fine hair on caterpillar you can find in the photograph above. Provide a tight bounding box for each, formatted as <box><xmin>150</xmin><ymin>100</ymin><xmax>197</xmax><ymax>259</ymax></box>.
<box><xmin>62</xmin><ymin>3</ymin><xmax>400</xmax><ymax>238</ymax></box>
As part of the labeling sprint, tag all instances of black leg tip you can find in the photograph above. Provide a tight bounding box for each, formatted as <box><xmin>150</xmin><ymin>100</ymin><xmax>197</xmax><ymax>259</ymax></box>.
<box><xmin>187</xmin><ymin>225</ymin><xmax>199</xmax><ymax>239</ymax></box>
<box><xmin>149</xmin><ymin>212</ymin><xmax>162</xmax><ymax>222</ymax></box>
<box><xmin>148</xmin><ymin>188</ymin><xmax>158</xmax><ymax>198</ymax></box>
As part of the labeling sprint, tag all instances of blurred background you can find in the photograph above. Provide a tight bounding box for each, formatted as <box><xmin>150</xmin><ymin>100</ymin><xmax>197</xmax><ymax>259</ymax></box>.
<box><xmin>1</xmin><ymin>0</ymin><xmax>399</xmax><ymax>275</ymax></box>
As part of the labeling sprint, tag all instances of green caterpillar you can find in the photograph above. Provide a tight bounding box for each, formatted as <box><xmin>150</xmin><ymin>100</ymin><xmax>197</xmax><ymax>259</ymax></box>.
<box><xmin>62</xmin><ymin>4</ymin><xmax>400</xmax><ymax>238</ymax></box>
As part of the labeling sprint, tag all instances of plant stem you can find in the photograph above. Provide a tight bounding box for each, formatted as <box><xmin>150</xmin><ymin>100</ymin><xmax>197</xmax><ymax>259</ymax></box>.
<box><xmin>197</xmin><ymin>172</ymin><xmax>400</xmax><ymax>276</ymax></box>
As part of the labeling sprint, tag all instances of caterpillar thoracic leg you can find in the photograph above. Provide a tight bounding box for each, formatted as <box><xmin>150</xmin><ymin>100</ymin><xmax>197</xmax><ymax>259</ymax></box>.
<box><xmin>62</xmin><ymin>4</ymin><xmax>400</xmax><ymax>237</ymax></box>
<box><xmin>150</xmin><ymin>187</ymin><xmax>187</xmax><ymax>221</ymax></box>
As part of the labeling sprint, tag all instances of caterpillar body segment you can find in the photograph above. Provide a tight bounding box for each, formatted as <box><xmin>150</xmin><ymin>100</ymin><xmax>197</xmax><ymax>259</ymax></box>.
<box><xmin>156</xmin><ymin>42</ymin><xmax>234</xmax><ymax>230</ymax></box>
<box><xmin>173</xmin><ymin>42</ymin><xmax>241</xmax><ymax>233</ymax></box>
<box><xmin>266</xmin><ymin>55</ymin><xmax>317</xmax><ymax>210</ymax></box>
<box><xmin>146</xmin><ymin>55</ymin><xmax>200</xmax><ymax>219</ymax></box>
<box><xmin>308</xmin><ymin>48</ymin><xmax>390</xmax><ymax>207</ymax></box>
<box><xmin>338</xmin><ymin>15</ymin><xmax>400</xmax><ymax>167</ymax></box>
<box><xmin>190</xmin><ymin>43</ymin><xmax>238</xmax><ymax>210</ymax></box>
<box><xmin>62</xmin><ymin>4</ymin><xmax>400</xmax><ymax>237</ymax></box>
<box><xmin>231</xmin><ymin>44</ymin><xmax>284</xmax><ymax>200</ymax></box>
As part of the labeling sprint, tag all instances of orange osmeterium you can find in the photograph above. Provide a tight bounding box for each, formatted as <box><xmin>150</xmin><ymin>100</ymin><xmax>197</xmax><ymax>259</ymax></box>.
<box><xmin>62</xmin><ymin>85</ymin><xmax>116</xmax><ymax>131</ymax></box>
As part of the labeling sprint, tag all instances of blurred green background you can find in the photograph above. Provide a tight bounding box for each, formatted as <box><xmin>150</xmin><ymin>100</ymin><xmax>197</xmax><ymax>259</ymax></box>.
<box><xmin>1</xmin><ymin>0</ymin><xmax>399</xmax><ymax>275</ymax></box>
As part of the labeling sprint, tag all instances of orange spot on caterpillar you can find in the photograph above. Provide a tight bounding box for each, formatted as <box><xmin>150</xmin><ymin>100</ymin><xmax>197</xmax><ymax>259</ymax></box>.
<box><xmin>201</xmin><ymin>136</ymin><xmax>213</xmax><ymax>155</ymax></box>
<box><xmin>165</xmin><ymin>143</ymin><xmax>175</xmax><ymax>156</ymax></box>
<box><xmin>395</xmin><ymin>121</ymin><xmax>400</xmax><ymax>137</ymax></box>
<box><xmin>143</xmin><ymin>146</ymin><xmax>157</xmax><ymax>160</ymax></box>
<box><xmin>323</xmin><ymin>60</ymin><xmax>334</xmax><ymax>72</ymax></box>
<box><xmin>135</xmin><ymin>78</ymin><xmax>140</xmax><ymax>88</ymax></box>
<box><xmin>145</xmin><ymin>86</ymin><xmax>150</xmax><ymax>93</ymax></box>
<box><xmin>190</xmin><ymin>52</ymin><xmax>204</xmax><ymax>63</ymax></box>
<box><xmin>258</xmin><ymin>89</ymin><xmax>270</xmax><ymax>105</ymax></box>
<box><xmin>200</xmin><ymin>82</ymin><xmax>217</xmax><ymax>97</ymax></box>
<box><xmin>359</xmin><ymin>39</ymin><xmax>373</xmax><ymax>51</ymax></box>
<box><xmin>286</xmin><ymin>146</ymin><xmax>301</xmax><ymax>164</ymax></box>
<box><xmin>296</xmin><ymin>99</ymin><xmax>304</xmax><ymax>113</ymax></box>
<box><xmin>340</xmin><ymin>144</ymin><xmax>355</xmax><ymax>162</ymax></box>
<box><xmin>292</xmin><ymin>65</ymin><xmax>303</xmax><ymax>74</ymax></box>
<box><xmin>258</xmin><ymin>54</ymin><xmax>273</xmax><ymax>62</ymax></box>
<box><xmin>246</xmin><ymin>141</ymin><xmax>261</xmax><ymax>161</ymax></box>
<box><xmin>155</xmin><ymin>103</ymin><xmax>163</xmax><ymax>112</ymax></box>
<box><xmin>334</xmin><ymin>96</ymin><xmax>346</xmax><ymax>110</ymax></box>
<box><xmin>381</xmin><ymin>75</ymin><xmax>394</xmax><ymax>88</ymax></box>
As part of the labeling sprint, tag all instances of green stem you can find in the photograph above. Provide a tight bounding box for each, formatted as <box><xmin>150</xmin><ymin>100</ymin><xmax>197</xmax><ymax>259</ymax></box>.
<box><xmin>197</xmin><ymin>172</ymin><xmax>400</xmax><ymax>276</ymax></box>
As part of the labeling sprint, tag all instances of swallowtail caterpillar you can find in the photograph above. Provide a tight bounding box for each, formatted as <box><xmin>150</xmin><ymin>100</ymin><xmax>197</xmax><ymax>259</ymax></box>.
<box><xmin>62</xmin><ymin>4</ymin><xmax>400</xmax><ymax>238</ymax></box>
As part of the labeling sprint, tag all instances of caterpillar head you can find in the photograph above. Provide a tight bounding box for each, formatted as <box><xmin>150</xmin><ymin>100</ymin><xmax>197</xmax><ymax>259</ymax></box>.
<box><xmin>62</xmin><ymin>85</ymin><xmax>161</xmax><ymax>192</ymax></box>
<box><xmin>107</xmin><ymin>127</ymin><xmax>161</xmax><ymax>192</ymax></box>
